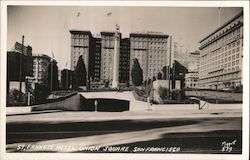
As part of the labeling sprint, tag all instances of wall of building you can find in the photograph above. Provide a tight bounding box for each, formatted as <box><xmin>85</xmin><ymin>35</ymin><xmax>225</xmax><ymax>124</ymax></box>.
<box><xmin>32</xmin><ymin>54</ymin><xmax>51</xmax><ymax>85</ymax></box>
<box><xmin>93</xmin><ymin>38</ymin><xmax>101</xmax><ymax>81</ymax></box>
<box><xmin>129</xmin><ymin>33</ymin><xmax>168</xmax><ymax>82</ymax></box>
<box><xmin>185</xmin><ymin>72</ymin><xmax>199</xmax><ymax>88</ymax></box>
<box><xmin>199</xmin><ymin>11</ymin><xmax>243</xmax><ymax>89</ymax></box>
<box><xmin>119</xmin><ymin>38</ymin><xmax>130</xmax><ymax>83</ymax></box>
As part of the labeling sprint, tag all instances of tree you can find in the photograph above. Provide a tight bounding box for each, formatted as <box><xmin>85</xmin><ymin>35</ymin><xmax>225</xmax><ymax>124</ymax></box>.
<box><xmin>61</xmin><ymin>69</ymin><xmax>73</xmax><ymax>90</ymax></box>
<box><xmin>152</xmin><ymin>76</ymin><xmax>156</xmax><ymax>82</ymax></box>
<box><xmin>74</xmin><ymin>55</ymin><xmax>87</xmax><ymax>87</ymax></box>
<box><xmin>158</xmin><ymin>86</ymin><xmax>168</xmax><ymax>100</ymax></box>
<box><xmin>131</xmin><ymin>58</ymin><xmax>143</xmax><ymax>86</ymax></box>
<box><xmin>162</xmin><ymin>66</ymin><xmax>167</xmax><ymax>80</ymax></box>
<box><xmin>157</xmin><ymin>72</ymin><xmax>163</xmax><ymax>80</ymax></box>
<box><xmin>47</xmin><ymin>60</ymin><xmax>59</xmax><ymax>91</ymax></box>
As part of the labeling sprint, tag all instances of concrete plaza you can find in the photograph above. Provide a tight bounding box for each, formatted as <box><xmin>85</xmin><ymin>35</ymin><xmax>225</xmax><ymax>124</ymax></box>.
<box><xmin>6</xmin><ymin>91</ymin><xmax>242</xmax><ymax>153</ymax></box>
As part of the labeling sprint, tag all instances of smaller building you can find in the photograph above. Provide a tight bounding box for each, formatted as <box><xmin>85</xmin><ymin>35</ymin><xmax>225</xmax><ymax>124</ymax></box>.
<box><xmin>185</xmin><ymin>72</ymin><xmax>199</xmax><ymax>88</ymax></box>
<box><xmin>187</xmin><ymin>51</ymin><xmax>200</xmax><ymax>72</ymax></box>
<box><xmin>32</xmin><ymin>54</ymin><xmax>52</xmax><ymax>85</ymax></box>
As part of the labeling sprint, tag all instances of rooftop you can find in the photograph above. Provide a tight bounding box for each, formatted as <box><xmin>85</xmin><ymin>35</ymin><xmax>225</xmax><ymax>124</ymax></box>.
<box><xmin>199</xmin><ymin>10</ymin><xmax>243</xmax><ymax>43</ymax></box>
<box><xmin>130</xmin><ymin>31</ymin><xmax>169</xmax><ymax>38</ymax></box>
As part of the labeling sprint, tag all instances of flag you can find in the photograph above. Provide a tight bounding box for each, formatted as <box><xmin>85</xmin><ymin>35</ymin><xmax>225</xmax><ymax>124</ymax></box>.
<box><xmin>107</xmin><ymin>12</ymin><xmax>112</xmax><ymax>16</ymax></box>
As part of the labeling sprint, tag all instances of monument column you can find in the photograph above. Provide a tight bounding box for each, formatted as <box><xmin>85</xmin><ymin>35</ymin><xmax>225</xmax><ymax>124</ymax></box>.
<box><xmin>111</xmin><ymin>24</ymin><xmax>120</xmax><ymax>88</ymax></box>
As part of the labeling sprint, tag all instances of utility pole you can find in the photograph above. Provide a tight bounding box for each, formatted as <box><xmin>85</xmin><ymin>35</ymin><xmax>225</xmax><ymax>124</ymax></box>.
<box><xmin>168</xmin><ymin>36</ymin><xmax>172</xmax><ymax>100</ymax></box>
<box><xmin>19</xmin><ymin>35</ymin><xmax>24</xmax><ymax>101</ymax></box>
<box><xmin>146</xmin><ymin>34</ymin><xmax>150</xmax><ymax>108</ymax></box>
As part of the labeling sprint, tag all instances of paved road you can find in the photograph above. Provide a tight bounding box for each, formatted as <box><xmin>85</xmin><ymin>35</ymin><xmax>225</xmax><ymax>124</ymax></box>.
<box><xmin>6</xmin><ymin>116</ymin><xmax>242</xmax><ymax>154</ymax></box>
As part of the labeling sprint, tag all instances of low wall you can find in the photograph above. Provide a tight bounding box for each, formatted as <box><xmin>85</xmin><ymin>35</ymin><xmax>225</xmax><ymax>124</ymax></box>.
<box><xmin>32</xmin><ymin>94</ymin><xmax>130</xmax><ymax>112</ymax></box>
<box><xmin>32</xmin><ymin>94</ymin><xmax>83</xmax><ymax>111</ymax></box>
<box><xmin>185</xmin><ymin>90</ymin><xmax>242</xmax><ymax>102</ymax></box>
<box><xmin>7</xmin><ymin>107</ymin><xmax>31</xmax><ymax>115</ymax></box>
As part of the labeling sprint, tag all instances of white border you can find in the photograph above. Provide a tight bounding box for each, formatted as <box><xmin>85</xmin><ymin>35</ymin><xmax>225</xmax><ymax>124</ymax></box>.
<box><xmin>1</xmin><ymin>1</ymin><xmax>249</xmax><ymax>160</ymax></box>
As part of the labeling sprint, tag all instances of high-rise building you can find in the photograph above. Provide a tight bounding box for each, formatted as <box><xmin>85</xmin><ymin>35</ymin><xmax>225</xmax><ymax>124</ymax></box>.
<box><xmin>69</xmin><ymin>30</ymin><xmax>95</xmax><ymax>80</ymax></box>
<box><xmin>100</xmin><ymin>31</ymin><xmax>121</xmax><ymax>84</ymax></box>
<box><xmin>93</xmin><ymin>38</ymin><xmax>101</xmax><ymax>82</ymax></box>
<box><xmin>119</xmin><ymin>38</ymin><xmax>130</xmax><ymax>83</ymax></box>
<box><xmin>199</xmin><ymin>11</ymin><xmax>243</xmax><ymax>89</ymax></box>
<box><xmin>129</xmin><ymin>32</ymin><xmax>169</xmax><ymax>82</ymax></box>
<box><xmin>32</xmin><ymin>54</ymin><xmax>51</xmax><ymax>85</ymax></box>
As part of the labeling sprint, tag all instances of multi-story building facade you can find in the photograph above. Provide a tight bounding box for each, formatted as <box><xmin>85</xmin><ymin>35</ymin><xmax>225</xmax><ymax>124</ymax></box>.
<box><xmin>187</xmin><ymin>51</ymin><xmax>200</xmax><ymax>72</ymax></box>
<box><xmin>32</xmin><ymin>54</ymin><xmax>51</xmax><ymax>85</ymax></box>
<box><xmin>70</xmin><ymin>30</ymin><xmax>170</xmax><ymax>87</ymax></box>
<box><xmin>100</xmin><ymin>31</ymin><xmax>121</xmax><ymax>83</ymax></box>
<box><xmin>130</xmin><ymin>32</ymin><xmax>169</xmax><ymax>82</ymax></box>
<box><xmin>199</xmin><ymin>11</ymin><xmax>243</xmax><ymax>89</ymax></box>
<box><xmin>119</xmin><ymin>38</ymin><xmax>130</xmax><ymax>83</ymax></box>
<box><xmin>93</xmin><ymin>38</ymin><xmax>101</xmax><ymax>82</ymax></box>
<box><xmin>69</xmin><ymin>30</ymin><xmax>95</xmax><ymax>80</ymax></box>
<box><xmin>185</xmin><ymin>71</ymin><xmax>199</xmax><ymax>88</ymax></box>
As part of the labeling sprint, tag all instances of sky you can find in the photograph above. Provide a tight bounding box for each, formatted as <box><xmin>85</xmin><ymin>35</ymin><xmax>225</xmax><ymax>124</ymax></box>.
<box><xmin>7</xmin><ymin>6</ymin><xmax>243</xmax><ymax>70</ymax></box>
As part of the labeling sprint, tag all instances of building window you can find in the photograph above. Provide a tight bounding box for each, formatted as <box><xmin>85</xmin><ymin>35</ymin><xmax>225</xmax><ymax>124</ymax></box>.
<box><xmin>236</xmin><ymin>47</ymin><xmax>240</xmax><ymax>52</ymax></box>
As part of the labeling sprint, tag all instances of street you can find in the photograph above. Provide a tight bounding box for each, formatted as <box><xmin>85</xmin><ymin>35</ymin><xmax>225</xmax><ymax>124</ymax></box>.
<box><xmin>6</xmin><ymin>110</ymin><xmax>242</xmax><ymax>154</ymax></box>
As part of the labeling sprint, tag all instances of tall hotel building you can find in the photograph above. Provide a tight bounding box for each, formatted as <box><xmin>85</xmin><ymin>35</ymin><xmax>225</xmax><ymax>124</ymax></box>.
<box><xmin>199</xmin><ymin>11</ymin><xmax>243</xmax><ymax>89</ymax></box>
<box><xmin>129</xmin><ymin>32</ymin><xmax>169</xmax><ymax>81</ymax></box>
<box><xmin>69</xmin><ymin>30</ymin><xmax>95</xmax><ymax>79</ymax></box>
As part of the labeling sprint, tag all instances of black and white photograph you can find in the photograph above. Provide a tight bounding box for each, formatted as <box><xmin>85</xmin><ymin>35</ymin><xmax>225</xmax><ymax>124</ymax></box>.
<box><xmin>0</xmin><ymin>1</ymin><xmax>249</xmax><ymax>160</ymax></box>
